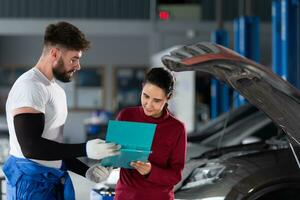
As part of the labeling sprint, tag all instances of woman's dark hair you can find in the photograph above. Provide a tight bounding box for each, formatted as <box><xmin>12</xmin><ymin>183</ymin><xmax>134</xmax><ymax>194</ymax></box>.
<box><xmin>44</xmin><ymin>21</ymin><xmax>90</xmax><ymax>51</ymax></box>
<box><xmin>144</xmin><ymin>67</ymin><xmax>175</xmax><ymax>97</ymax></box>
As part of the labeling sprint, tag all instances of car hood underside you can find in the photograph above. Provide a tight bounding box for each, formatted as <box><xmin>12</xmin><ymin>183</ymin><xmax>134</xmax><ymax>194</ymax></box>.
<box><xmin>162</xmin><ymin>42</ymin><xmax>300</xmax><ymax>145</ymax></box>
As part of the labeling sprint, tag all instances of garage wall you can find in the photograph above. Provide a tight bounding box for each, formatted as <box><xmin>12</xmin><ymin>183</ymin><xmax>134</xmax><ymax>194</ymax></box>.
<box><xmin>0</xmin><ymin>35</ymin><xmax>150</xmax><ymax>66</ymax></box>
<box><xmin>0</xmin><ymin>19</ymin><xmax>272</xmax><ymax>141</ymax></box>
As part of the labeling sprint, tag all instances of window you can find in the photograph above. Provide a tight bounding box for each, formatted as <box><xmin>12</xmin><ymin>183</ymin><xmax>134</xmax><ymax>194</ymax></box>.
<box><xmin>76</xmin><ymin>68</ymin><xmax>102</xmax><ymax>87</ymax></box>
<box><xmin>0</xmin><ymin>67</ymin><xmax>28</xmax><ymax>113</ymax></box>
<box><xmin>75</xmin><ymin>68</ymin><xmax>104</xmax><ymax>109</ymax></box>
<box><xmin>0</xmin><ymin>67</ymin><xmax>105</xmax><ymax>113</ymax></box>
<box><xmin>62</xmin><ymin>67</ymin><xmax>104</xmax><ymax>109</ymax></box>
<box><xmin>114</xmin><ymin>67</ymin><xmax>146</xmax><ymax>111</ymax></box>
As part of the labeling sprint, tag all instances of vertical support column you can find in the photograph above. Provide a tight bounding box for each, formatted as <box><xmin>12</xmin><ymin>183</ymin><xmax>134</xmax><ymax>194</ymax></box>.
<box><xmin>210</xmin><ymin>0</ymin><xmax>230</xmax><ymax>119</ymax></box>
<box><xmin>272</xmin><ymin>0</ymin><xmax>299</xmax><ymax>88</ymax></box>
<box><xmin>149</xmin><ymin>0</ymin><xmax>157</xmax><ymax>21</ymax></box>
<box><xmin>298</xmin><ymin>0</ymin><xmax>300</xmax><ymax>89</ymax></box>
<box><xmin>281</xmin><ymin>0</ymin><xmax>299</xmax><ymax>88</ymax></box>
<box><xmin>233</xmin><ymin>16</ymin><xmax>260</xmax><ymax>108</ymax></box>
<box><xmin>211</xmin><ymin>30</ymin><xmax>230</xmax><ymax>118</ymax></box>
<box><xmin>104</xmin><ymin>65</ymin><xmax>114</xmax><ymax>112</ymax></box>
<box><xmin>272</xmin><ymin>0</ymin><xmax>283</xmax><ymax>76</ymax></box>
<box><xmin>210</xmin><ymin>78</ymin><xmax>219</xmax><ymax>119</ymax></box>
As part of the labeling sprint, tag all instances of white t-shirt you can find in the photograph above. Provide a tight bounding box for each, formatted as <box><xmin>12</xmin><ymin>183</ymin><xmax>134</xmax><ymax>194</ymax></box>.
<box><xmin>6</xmin><ymin>67</ymin><xmax>68</xmax><ymax>168</ymax></box>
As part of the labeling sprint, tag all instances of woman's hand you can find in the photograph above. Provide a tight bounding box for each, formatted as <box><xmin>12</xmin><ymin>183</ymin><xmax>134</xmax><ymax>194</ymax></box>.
<box><xmin>130</xmin><ymin>161</ymin><xmax>151</xmax><ymax>175</ymax></box>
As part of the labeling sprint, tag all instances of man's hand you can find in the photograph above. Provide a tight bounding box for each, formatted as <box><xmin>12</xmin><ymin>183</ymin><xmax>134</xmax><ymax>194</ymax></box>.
<box><xmin>86</xmin><ymin>139</ymin><xmax>120</xmax><ymax>160</ymax></box>
<box><xmin>85</xmin><ymin>165</ymin><xmax>113</xmax><ymax>183</ymax></box>
<box><xmin>130</xmin><ymin>161</ymin><xmax>151</xmax><ymax>175</ymax></box>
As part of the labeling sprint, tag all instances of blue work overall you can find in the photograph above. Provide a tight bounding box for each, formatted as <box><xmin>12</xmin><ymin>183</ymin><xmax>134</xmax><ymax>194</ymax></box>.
<box><xmin>2</xmin><ymin>156</ymin><xmax>75</xmax><ymax>200</ymax></box>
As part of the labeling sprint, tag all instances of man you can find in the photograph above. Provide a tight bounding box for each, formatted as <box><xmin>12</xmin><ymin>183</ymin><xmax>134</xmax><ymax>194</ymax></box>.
<box><xmin>2</xmin><ymin>21</ymin><xmax>120</xmax><ymax>200</ymax></box>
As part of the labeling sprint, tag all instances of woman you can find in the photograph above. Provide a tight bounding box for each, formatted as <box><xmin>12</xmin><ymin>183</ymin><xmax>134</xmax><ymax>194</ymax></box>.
<box><xmin>114</xmin><ymin>67</ymin><xmax>187</xmax><ymax>200</ymax></box>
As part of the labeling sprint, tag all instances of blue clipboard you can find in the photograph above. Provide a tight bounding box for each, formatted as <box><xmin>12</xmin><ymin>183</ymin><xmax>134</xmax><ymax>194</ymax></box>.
<box><xmin>101</xmin><ymin>120</ymin><xmax>156</xmax><ymax>168</ymax></box>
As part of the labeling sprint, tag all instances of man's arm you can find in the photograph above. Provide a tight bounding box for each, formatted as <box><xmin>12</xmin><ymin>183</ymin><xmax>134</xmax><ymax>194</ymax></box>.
<box><xmin>63</xmin><ymin>158</ymin><xmax>89</xmax><ymax>177</ymax></box>
<box><xmin>13</xmin><ymin>107</ymin><xmax>120</xmax><ymax>160</ymax></box>
<box><xmin>14</xmin><ymin>112</ymin><xmax>86</xmax><ymax>160</ymax></box>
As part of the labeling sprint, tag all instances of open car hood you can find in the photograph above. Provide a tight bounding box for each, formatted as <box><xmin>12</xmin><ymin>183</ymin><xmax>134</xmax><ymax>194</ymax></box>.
<box><xmin>162</xmin><ymin>42</ymin><xmax>300</xmax><ymax>145</ymax></box>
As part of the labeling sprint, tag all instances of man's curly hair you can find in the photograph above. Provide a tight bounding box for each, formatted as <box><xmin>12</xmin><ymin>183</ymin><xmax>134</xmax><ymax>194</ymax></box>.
<box><xmin>44</xmin><ymin>21</ymin><xmax>90</xmax><ymax>51</ymax></box>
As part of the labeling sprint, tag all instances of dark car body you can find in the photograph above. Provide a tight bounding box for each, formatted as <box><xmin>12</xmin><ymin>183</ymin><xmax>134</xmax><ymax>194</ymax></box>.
<box><xmin>185</xmin><ymin>110</ymin><xmax>276</xmax><ymax>160</ymax></box>
<box><xmin>176</xmin><ymin>140</ymin><xmax>300</xmax><ymax>200</ymax></box>
<box><xmin>188</xmin><ymin>104</ymin><xmax>258</xmax><ymax>142</ymax></box>
<box><xmin>162</xmin><ymin>42</ymin><xmax>300</xmax><ymax>200</ymax></box>
<box><xmin>162</xmin><ymin>42</ymin><xmax>300</xmax><ymax>144</ymax></box>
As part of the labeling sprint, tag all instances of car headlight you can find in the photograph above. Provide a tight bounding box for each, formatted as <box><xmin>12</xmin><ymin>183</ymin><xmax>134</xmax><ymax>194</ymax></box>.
<box><xmin>181</xmin><ymin>162</ymin><xmax>226</xmax><ymax>190</ymax></box>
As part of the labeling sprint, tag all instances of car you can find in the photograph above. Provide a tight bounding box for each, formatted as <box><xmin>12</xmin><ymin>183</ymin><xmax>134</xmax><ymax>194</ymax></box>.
<box><xmin>161</xmin><ymin>42</ymin><xmax>300</xmax><ymax>200</ymax></box>
<box><xmin>175</xmin><ymin>136</ymin><xmax>300</xmax><ymax>200</ymax></box>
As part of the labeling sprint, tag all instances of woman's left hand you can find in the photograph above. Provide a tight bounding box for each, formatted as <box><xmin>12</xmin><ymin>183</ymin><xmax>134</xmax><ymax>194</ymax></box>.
<box><xmin>130</xmin><ymin>161</ymin><xmax>152</xmax><ymax>175</ymax></box>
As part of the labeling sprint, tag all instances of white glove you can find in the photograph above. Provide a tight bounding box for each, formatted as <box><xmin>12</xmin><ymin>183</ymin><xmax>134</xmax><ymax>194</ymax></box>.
<box><xmin>86</xmin><ymin>139</ymin><xmax>120</xmax><ymax>160</ymax></box>
<box><xmin>86</xmin><ymin>165</ymin><xmax>113</xmax><ymax>183</ymax></box>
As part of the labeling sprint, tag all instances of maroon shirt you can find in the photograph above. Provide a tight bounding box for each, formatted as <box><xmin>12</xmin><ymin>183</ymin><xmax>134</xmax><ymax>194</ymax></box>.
<box><xmin>114</xmin><ymin>106</ymin><xmax>187</xmax><ymax>200</ymax></box>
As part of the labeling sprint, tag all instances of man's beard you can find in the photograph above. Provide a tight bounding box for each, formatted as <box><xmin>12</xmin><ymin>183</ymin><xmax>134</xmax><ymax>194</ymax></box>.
<box><xmin>52</xmin><ymin>57</ymin><xmax>74</xmax><ymax>82</ymax></box>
